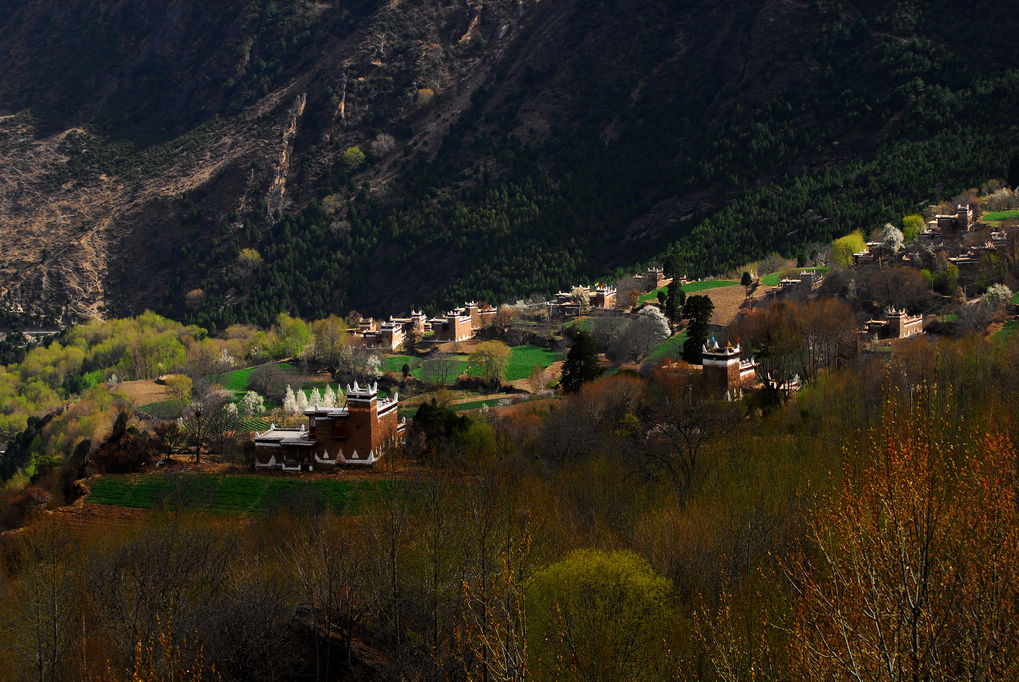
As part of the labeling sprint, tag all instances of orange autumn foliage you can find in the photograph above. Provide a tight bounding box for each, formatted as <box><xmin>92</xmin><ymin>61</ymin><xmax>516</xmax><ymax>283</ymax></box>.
<box><xmin>782</xmin><ymin>391</ymin><xmax>1019</xmax><ymax>680</ymax></box>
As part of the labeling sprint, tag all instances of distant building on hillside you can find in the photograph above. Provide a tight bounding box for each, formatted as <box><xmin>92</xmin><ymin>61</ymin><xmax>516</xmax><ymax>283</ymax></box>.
<box><xmin>424</xmin><ymin>302</ymin><xmax>496</xmax><ymax>343</ymax></box>
<box><xmin>362</xmin><ymin>320</ymin><xmax>406</xmax><ymax>351</ymax></box>
<box><xmin>864</xmin><ymin>309</ymin><xmax>923</xmax><ymax>340</ymax></box>
<box><xmin>353</xmin><ymin>311</ymin><xmax>430</xmax><ymax>350</ymax></box>
<box><xmin>926</xmin><ymin>204</ymin><xmax>975</xmax><ymax>235</ymax></box>
<box><xmin>254</xmin><ymin>381</ymin><xmax>405</xmax><ymax>471</ymax></box>
<box><xmin>547</xmin><ymin>285</ymin><xmax>617</xmax><ymax>317</ymax></box>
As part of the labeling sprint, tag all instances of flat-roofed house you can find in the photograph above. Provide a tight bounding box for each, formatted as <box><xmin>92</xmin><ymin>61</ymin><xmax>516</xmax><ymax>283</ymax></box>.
<box><xmin>254</xmin><ymin>382</ymin><xmax>406</xmax><ymax>470</ymax></box>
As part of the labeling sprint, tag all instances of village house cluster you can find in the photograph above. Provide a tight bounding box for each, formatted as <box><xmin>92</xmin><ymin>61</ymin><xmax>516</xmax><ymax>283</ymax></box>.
<box><xmin>845</xmin><ymin>202</ymin><xmax>1019</xmax><ymax>339</ymax></box>
<box><xmin>351</xmin><ymin>302</ymin><xmax>498</xmax><ymax>350</ymax></box>
<box><xmin>249</xmin><ymin>268</ymin><xmax>681</xmax><ymax>472</ymax></box>
<box><xmin>764</xmin><ymin>270</ymin><xmax>824</xmax><ymax>301</ymax></box>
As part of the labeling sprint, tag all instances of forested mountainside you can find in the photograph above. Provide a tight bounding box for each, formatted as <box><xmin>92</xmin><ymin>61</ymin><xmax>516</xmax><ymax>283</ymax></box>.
<box><xmin>1</xmin><ymin>0</ymin><xmax>1018</xmax><ymax>329</ymax></box>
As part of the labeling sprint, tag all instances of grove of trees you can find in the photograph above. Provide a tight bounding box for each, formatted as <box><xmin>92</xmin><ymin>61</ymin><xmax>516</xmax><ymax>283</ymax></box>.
<box><xmin>0</xmin><ymin>330</ymin><xmax>1017</xmax><ymax>679</ymax></box>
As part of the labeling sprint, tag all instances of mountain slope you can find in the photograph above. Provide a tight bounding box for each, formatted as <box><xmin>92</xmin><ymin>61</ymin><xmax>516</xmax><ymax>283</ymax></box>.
<box><xmin>0</xmin><ymin>0</ymin><xmax>1017</xmax><ymax>327</ymax></box>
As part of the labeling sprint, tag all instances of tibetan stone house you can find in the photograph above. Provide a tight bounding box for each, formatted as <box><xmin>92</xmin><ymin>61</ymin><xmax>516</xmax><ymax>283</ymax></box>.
<box><xmin>254</xmin><ymin>382</ymin><xmax>406</xmax><ymax>471</ymax></box>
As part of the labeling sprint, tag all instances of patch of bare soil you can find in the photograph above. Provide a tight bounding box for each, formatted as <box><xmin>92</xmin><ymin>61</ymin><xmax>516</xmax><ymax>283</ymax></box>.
<box><xmin>45</xmin><ymin>500</ymin><xmax>150</xmax><ymax>536</ymax></box>
<box><xmin>433</xmin><ymin>339</ymin><xmax>481</xmax><ymax>354</ymax></box>
<box><xmin>706</xmin><ymin>284</ymin><xmax>778</xmax><ymax>326</ymax></box>
<box><xmin>115</xmin><ymin>379</ymin><xmax>171</xmax><ymax>406</ymax></box>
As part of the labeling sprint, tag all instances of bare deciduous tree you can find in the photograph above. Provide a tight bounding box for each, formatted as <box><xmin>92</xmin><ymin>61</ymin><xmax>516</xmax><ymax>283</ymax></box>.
<box><xmin>419</xmin><ymin>354</ymin><xmax>459</xmax><ymax>387</ymax></box>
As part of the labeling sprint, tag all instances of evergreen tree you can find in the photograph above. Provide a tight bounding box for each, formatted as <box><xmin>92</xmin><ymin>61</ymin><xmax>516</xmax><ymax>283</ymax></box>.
<box><xmin>664</xmin><ymin>281</ymin><xmax>685</xmax><ymax>322</ymax></box>
<box><xmin>560</xmin><ymin>331</ymin><xmax>602</xmax><ymax>393</ymax></box>
<box><xmin>681</xmin><ymin>295</ymin><xmax>714</xmax><ymax>364</ymax></box>
<box><xmin>741</xmin><ymin>271</ymin><xmax>753</xmax><ymax>297</ymax></box>
<box><xmin>1008</xmin><ymin>151</ymin><xmax>1019</xmax><ymax>189</ymax></box>
<box><xmin>663</xmin><ymin>254</ymin><xmax>684</xmax><ymax>281</ymax></box>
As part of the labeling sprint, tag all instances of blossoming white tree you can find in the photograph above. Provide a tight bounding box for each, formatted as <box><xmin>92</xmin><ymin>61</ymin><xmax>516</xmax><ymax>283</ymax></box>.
<box><xmin>283</xmin><ymin>385</ymin><xmax>299</xmax><ymax>415</ymax></box>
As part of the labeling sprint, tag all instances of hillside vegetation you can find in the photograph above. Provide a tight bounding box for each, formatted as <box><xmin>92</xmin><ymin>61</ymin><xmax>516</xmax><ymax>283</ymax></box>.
<box><xmin>0</xmin><ymin>1</ymin><xmax>1017</xmax><ymax>330</ymax></box>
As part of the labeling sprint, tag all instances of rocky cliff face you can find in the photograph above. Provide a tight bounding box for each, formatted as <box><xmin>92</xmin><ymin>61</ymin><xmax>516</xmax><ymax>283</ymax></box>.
<box><xmin>0</xmin><ymin>0</ymin><xmax>1016</xmax><ymax>325</ymax></box>
<box><xmin>0</xmin><ymin>0</ymin><xmax>556</xmax><ymax>322</ymax></box>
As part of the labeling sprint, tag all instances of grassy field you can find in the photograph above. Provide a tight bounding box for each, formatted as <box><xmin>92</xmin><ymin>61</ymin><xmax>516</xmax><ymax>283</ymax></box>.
<box><xmin>983</xmin><ymin>209</ymin><xmax>1019</xmax><ymax>223</ymax></box>
<box><xmin>88</xmin><ymin>473</ymin><xmax>391</xmax><ymax>515</ymax></box>
<box><xmin>504</xmin><ymin>345</ymin><xmax>560</xmax><ymax>381</ymax></box>
<box><xmin>683</xmin><ymin>279</ymin><xmax>740</xmax><ymax>293</ymax></box>
<box><xmin>411</xmin><ymin>355</ymin><xmax>470</xmax><ymax>384</ymax></box>
<box><xmin>645</xmin><ymin>330</ymin><xmax>689</xmax><ymax>367</ymax></box>
<box><xmin>208</xmin><ymin>362</ymin><xmax>299</xmax><ymax>392</ymax></box>
<box><xmin>383</xmin><ymin>355</ymin><xmax>422</xmax><ymax>374</ymax></box>
<box><xmin>638</xmin><ymin>286</ymin><xmax>668</xmax><ymax>304</ymax></box>
<box><xmin>399</xmin><ymin>397</ymin><xmax>510</xmax><ymax>418</ymax></box>
<box><xmin>408</xmin><ymin>345</ymin><xmax>558</xmax><ymax>384</ymax></box>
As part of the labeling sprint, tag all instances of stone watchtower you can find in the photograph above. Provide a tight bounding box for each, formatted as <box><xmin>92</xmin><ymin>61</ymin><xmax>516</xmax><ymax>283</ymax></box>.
<box><xmin>343</xmin><ymin>381</ymin><xmax>400</xmax><ymax>461</ymax></box>
<box><xmin>701</xmin><ymin>339</ymin><xmax>756</xmax><ymax>400</ymax></box>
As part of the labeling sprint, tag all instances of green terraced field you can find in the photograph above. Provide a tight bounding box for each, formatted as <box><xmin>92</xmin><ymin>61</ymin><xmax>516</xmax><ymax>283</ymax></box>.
<box><xmin>235</xmin><ymin>417</ymin><xmax>270</xmax><ymax>432</ymax></box>
<box><xmin>88</xmin><ymin>473</ymin><xmax>391</xmax><ymax>516</ymax></box>
<box><xmin>138</xmin><ymin>399</ymin><xmax>180</xmax><ymax>418</ymax></box>
<box><xmin>983</xmin><ymin>209</ymin><xmax>1019</xmax><ymax>222</ymax></box>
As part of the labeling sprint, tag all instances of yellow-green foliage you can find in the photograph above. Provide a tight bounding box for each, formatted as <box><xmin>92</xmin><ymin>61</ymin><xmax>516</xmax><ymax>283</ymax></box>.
<box><xmin>69</xmin><ymin>310</ymin><xmax>195</xmax><ymax>379</ymax></box>
<box><xmin>0</xmin><ymin>311</ymin><xmax>192</xmax><ymax>446</ymax></box>
<box><xmin>416</xmin><ymin>87</ymin><xmax>436</xmax><ymax>106</ymax></box>
<box><xmin>831</xmin><ymin>230</ymin><xmax>866</xmax><ymax>266</ymax></box>
<box><xmin>902</xmin><ymin>214</ymin><xmax>925</xmax><ymax>242</ymax></box>
<box><xmin>342</xmin><ymin>145</ymin><xmax>366</xmax><ymax>170</ymax></box>
<box><xmin>525</xmin><ymin>548</ymin><xmax>677</xmax><ymax>680</ymax></box>
<box><xmin>0</xmin><ymin>310</ymin><xmax>351</xmax><ymax>454</ymax></box>
<box><xmin>468</xmin><ymin>340</ymin><xmax>512</xmax><ymax>383</ymax></box>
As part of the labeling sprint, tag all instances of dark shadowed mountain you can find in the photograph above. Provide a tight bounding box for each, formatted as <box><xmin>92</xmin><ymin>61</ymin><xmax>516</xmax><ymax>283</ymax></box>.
<box><xmin>0</xmin><ymin>0</ymin><xmax>1017</xmax><ymax>328</ymax></box>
